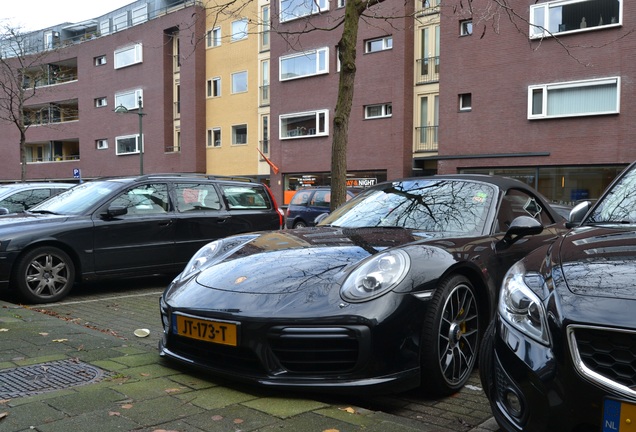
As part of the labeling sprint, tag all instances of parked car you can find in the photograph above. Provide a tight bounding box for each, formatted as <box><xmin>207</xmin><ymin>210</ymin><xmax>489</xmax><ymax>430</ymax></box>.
<box><xmin>285</xmin><ymin>187</ymin><xmax>361</xmax><ymax>228</ymax></box>
<box><xmin>479</xmin><ymin>161</ymin><xmax>636</xmax><ymax>432</ymax></box>
<box><xmin>0</xmin><ymin>174</ymin><xmax>282</xmax><ymax>303</ymax></box>
<box><xmin>0</xmin><ymin>182</ymin><xmax>75</xmax><ymax>215</ymax></box>
<box><xmin>159</xmin><ymin>175</ymin><xmax>567</xmax><ymax>396</ymax></box>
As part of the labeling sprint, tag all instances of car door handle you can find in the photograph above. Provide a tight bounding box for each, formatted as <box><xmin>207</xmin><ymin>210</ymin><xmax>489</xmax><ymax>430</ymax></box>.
<box><xmin>217</xmin><ymin>217</ymin><xmax>230</xmax><ymax>224</ymax></box>
<box><xmin>158</xmin><ymin>219</ymin><xmax>174</xmax><ymax>227</ymax></box>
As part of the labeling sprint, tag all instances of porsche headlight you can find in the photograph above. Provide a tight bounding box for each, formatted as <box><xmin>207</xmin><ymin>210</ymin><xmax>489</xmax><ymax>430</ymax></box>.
<box><xmin>178</xmin><ymin>234</ymin><xmax>259</xmax><ymax>281</ymax></box>
<box><xmin>498</xmin><ymin>261</ymin><xmax>550</xmax><ymax>345</ymax></box>
<box><xmin>341</xmin><ymin>249</ymin><xmax>410</xmax><ymax>303</ymax></box>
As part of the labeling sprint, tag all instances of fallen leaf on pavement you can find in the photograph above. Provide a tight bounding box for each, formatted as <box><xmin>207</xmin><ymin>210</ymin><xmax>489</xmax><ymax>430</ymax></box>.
<box><xmin>120</xmin><ymin>404</ymin><xmax>134</xmax><ymax>409</ymax></box>
<box><xmin>211</xmin><ymin>415</ymin><xmax>223</xmax><ymax>421</ymax></box>
<box><xmin>0</xmin><ymin>329</ymin><xmax>8</xmax><ymax>332</ymax></box>
<box><xmin>38</xmin><ymin>332</ymin><xmax>48</xmax><ymax>336</ymax></box>
<box><xmin>233</xmin><ymin>419</ymin><xmax>244</xmax><ymax>424</ymax></box>
<box><xmin>0</xmin><ymin>412</ymin><xmax>8</xmax><ymax>420</ymax></box>
<box><xmin>109</xmin><ymin>411</ymin><xmax>121</xmax><ymax>417</ymax></box>
<box><xmin>339</xmin><ymin>407</ymin><xmax>356</xmax><ymax>414</ymax></box>
<box><xmin>52</xmin><ymin>339</ymin><xmax>68</xmax><ymax>343</ymax></box>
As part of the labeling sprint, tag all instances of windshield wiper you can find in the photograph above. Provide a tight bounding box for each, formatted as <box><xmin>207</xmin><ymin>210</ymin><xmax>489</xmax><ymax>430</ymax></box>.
<box><xmin>28</xmin><ymin>210</ymin><xmax>59</xmax><ymax>215</ymax></box>
<box><xmin>588</xmin><ymin>220</ymin><xmax>632</xmax><ymax>225</ymax></box>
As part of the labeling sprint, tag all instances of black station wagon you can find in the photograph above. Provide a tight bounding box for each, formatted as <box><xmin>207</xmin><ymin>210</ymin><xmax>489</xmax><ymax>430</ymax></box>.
<box><xmin>0</xmin><ymin>174</ymin><xmax>282</xmax><ymax>303</ymax></box>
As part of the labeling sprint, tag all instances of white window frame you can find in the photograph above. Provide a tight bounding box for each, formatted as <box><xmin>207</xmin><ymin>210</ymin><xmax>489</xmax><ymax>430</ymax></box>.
<box><xmin>459</xmin><ymin>93</ymin><xmax>472</xmax><ymax>111</ymax></box>
<box><xmin>279</xmin><ymin>47</ymin><xmax>329</xmax><ymax>81</ymax></box>
<box><xmin>365</xmin><ymin>103</ymin><xmax>392</xmax><ymax>119</ymax></box>
<box><xmin>96</xmin><ymin>139</ymin><xmax>108</xmax><ymax>150</ymax></box>
<box><xmin>231</xmin><ymin>19</ymin><xmax>248</xmax><ymax>42</ymax></box>
<box><xmin>365</xmin><ymin>36</ymin><xmax>392</xmax><ymax>53</ymax></box>
<box><xmin>460</xmin><ymin>20</ymin><xmax>473</xmax><ymax>36</ymax></box>
<box><xmin>279</xmin><ymin>109</ymin><xmax>329</xmax><ymax>139</ymax></box>
<box><xmin>528</xmin><ymin>77</ymin><xmax>620</xmax><ymax>119</ymax></box>
<box><xmin>94</xmin><ymin>55</ymin><xmax>107</xmax><ymax>66</ymax></box>
<box><xmin>231</xmin><ymin>71</ymin><xmax>248</xmax><ymax>94</ymax></box>
<box><xmin>115</xmin><ymin>89</ymin><xmax>143</xmax><ymax>110</ymax></box>
<box><xmin>207</xmin><ymin>27</ymin><xmax>221</xmax><ymax>47</ymax></box>
<box><xmin>280</xmin><ymin>0</ymin><xmax>329</xmax><ymax>22</ymax></box>
<box><xmin>114</xmin><ymin>43</ymin><xmax>143</xmax><ymax>69</ymax></box>
<box><xmin>207</xmin><ymin>77</ymin><xmax>221</xmax><ymax>97</ymax></box>
<box><xmin>208</xmin><ymin>128</ymin><xmax>222</xmax><ymax>147</ymax></box>
<box><xmin>337</xmin><ymin>0</ymin><xmax>346</xmax><ymax>8</ymax></box>
<box><xmin>95</xmin><ymin>97</ymin><xmax>107</xmax><ymax>108</ymax></box>
<box><xmin>115</xmin><ymin>134</ymin><xmax>142</xmax><ymax>155</ymax></box>
<box><xmin>232</xmin><ymin>124</ymin><xmax>248</xmax><ymax>145</ymax></box>
<box><xmin>529</xmin><ymin>0</ymin><xmax>622</xmax><ymax>39</ymax></box>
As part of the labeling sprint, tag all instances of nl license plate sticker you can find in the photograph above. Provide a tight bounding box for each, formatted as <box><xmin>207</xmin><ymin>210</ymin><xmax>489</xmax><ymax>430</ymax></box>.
<box><xmin>603</xmin><ymin>398</ymin><xmax>636</xmax><ymax>432</ymax></box>
<box><xmin>174</xmin><ymin>314</ymin><xmax>239</xmax><ymax>346</ymax></box>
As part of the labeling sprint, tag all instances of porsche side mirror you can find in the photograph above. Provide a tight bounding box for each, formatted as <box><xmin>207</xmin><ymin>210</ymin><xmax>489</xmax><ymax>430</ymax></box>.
<box><xmin>0</xmin><ymin>207</ymin><xmax>9</xmax><ymax>215</ymax></box>
<box><xmin>566</xmin><ymin>200</ymin><xmax>592</xmax><ymax>228</ymax></box>
<box><xmin>496</xmin><ymin>216</ymin><xmax>543</xmax><ymax>251</ymax></box>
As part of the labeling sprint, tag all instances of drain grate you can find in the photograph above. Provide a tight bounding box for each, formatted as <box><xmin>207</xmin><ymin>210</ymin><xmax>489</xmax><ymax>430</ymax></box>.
<box><xmin>0</xmin><ymin>359</ymin><xmax>108</xmax><ymax>399</ymax></box>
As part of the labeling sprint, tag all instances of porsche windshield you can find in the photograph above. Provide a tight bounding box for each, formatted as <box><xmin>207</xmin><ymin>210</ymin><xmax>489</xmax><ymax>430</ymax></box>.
<box><xmin>588</xmin><ymin>165</ymin><xmax>636</xmax><ymax>225</ymax></box>
<box><xmin>29</xmin><ymin>181</ymin><xmax>123</xmax><ymax>215</ymax></box>
<box><xmin>321</xmin><ymin>179</ymin><xmax>495</xmax><ymax>234</ymax></box>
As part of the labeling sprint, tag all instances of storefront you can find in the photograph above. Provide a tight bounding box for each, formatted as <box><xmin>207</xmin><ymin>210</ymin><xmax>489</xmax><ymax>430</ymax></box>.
<box><xmin>282</xmin><ymin>170</ymin><xmax>387</xmax><ymax>204</ymax></box>
<box><xmin>461</xmin><ymin>165</ymin><xmax>628</xmax><ymax>205</ymax></box>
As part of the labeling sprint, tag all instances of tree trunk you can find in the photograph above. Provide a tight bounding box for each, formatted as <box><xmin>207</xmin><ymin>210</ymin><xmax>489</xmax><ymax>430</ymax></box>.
<box><xmin>330</xmin><ymin>0</ymin><xmax>363</xmax><ymax>211</ymax></box>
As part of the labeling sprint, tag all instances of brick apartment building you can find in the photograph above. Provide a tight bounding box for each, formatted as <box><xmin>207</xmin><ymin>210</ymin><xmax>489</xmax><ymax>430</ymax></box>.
<box><xmin>267</xmin><ymin>0</ymin><xmax>415</xmax><ymax>204</ymax></box>
<box><xmin>438</xmin><ymin>0</ymin><xmax>634</xmax><ymax>204</ymax></box>
<box><xmin>0</xmin><ymin>0</ymin><xmax>206</xmax><ymax>182</ymax></box>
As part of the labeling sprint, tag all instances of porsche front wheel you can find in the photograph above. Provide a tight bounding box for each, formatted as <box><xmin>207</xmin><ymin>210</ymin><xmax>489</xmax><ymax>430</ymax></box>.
<box><xmin>420</xmin><ymin>275</ymin><xmax>480</xmax><ymax>396</ymax></box>
<box><xmin>14</xmin><ymin>246</ymin><xmax>75</xmax><ymax>303</ymax></box>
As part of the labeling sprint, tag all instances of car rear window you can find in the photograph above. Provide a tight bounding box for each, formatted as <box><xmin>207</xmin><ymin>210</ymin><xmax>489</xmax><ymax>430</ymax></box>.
<box><xmin>289</xmin><ymin>190</ymin><xmax>312</xmax><ymax>206</ymax></box>
<box><xmin>221</xmin><ymin>185</ymin><xmax>272</xmax><ymax>210</ymax></box>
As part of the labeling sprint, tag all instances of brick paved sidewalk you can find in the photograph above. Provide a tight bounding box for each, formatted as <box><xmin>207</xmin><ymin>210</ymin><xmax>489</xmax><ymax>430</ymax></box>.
<box><xmin>0</xmin><ymin>298</ymin><xmax>497</xmax><ymax>432</ymax></box>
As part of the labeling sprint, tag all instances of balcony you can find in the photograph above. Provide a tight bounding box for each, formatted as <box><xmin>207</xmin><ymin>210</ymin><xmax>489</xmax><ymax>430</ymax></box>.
<box><xmin>416</xmin><ymin>56</ymin><xmax>439</xmax><ymax>85</ymax></box>
<box><xmin>414</xmin><ymin>125</ymin><xmax>438</xmax><ymax>153</ymax></box>
<box><xmin>415</xmin><ymin>0</ymin><xmax>440</xmax><ymax>16</ymax></box>
<box><xmin>23</xmin><ymin>101</ymin><xmax>79</xmax><ymax>126</ymax></box>
<box><xmin>26</xmin><ymin>140</ymin><xmax>80</xmax><ymax>163</ymax></box>
<box><xmin>260</xmin><ymin>84</ymin><xmax>270</xmax><ymax>107</ymax></box>
<box><xmin>23</xmin><ymin>62</ymin><xmax>78</xmax><ymax>89</ymax></box>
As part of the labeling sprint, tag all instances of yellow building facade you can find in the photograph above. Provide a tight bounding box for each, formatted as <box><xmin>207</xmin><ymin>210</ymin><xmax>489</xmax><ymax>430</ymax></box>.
<box><xmin>204</xmin><ymin>0</ymin><xmax>271</xmax><ymax>179</ymax></box>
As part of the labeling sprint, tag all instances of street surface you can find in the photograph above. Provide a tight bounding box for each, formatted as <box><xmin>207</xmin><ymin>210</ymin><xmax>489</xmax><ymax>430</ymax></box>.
<box><xmin>0</xmin><ymin>276</ymin><xmax>499</xmax><ymax>432</ymax></box>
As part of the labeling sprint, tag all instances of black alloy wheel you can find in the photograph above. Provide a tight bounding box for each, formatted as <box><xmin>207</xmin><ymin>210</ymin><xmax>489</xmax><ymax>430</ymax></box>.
<box><xmin>420</xmin><ymin>274</ymin><xmax>480</xmax><ymax>396</ymax></box>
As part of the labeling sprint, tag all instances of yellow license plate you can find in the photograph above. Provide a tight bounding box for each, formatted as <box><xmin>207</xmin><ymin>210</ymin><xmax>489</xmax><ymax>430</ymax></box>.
<box><xmin>603</xmin><ymin>398</ymin><xmax>636</xmax><ymax>432</ymax></box>
<box><xmin>175</xmin><ymin>315</ymin><xmax>238</xmax><ymax>346</ymax></box>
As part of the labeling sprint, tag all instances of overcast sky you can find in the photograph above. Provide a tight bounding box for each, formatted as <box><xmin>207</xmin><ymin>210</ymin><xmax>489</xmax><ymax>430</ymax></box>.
<box><xmin>2</xmin><ymin>1</ymin><xmax>137</xmax><ymax>31</ymax></box>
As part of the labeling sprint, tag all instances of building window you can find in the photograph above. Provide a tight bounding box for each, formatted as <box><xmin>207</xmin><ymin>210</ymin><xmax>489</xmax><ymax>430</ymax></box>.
<box><xmin>280</xmin><ymin>110</ymin><xmax>328</xmax><ymax>139</ymax></box>
<box><xmin>114</xmin><ymin>43</ymin><xmax>142</xmax><ymax>69</ymax></box>
<box><xmin>131</xmin><ymin>4</ymin><xmax>148</xmax><ymax>25</ymax></box>
<box><xmin>116</xmin><ymin>134</ymin><xmax>141</xmax><ymax>155</ymax></box>
<box><xmin>94</xmin><ymin>55</ymin><xmax>107</xmax><ymax>66</ymax></box>
<box><xmin>528</xmin><ymin>77</ymin><xmax>620</xmax><ymax>119</ymax></box>
<box><xmin>207</xmin><ymin>27</ymin><xmax>221</xmax><ymax>47</ymax></box>
<box><xmin>460</xmin><ymin>20</ymin><xmax>473</xmax><ymax>36</ymax></box>
<box><xmin>280</xmin><ymin>0</ymin><xmax>329</xmax><ymax>22</ymax></box>
<box><xmin>231</xmin><ymin>19</ymin><xmax>248</xmax><ymax>41</ymax></box>
<box><xmin>96</xmin><ymin>139</ymin><xmax>108</xmax><ymax>150</ymax></box>
<box><xmin>337</xmin><ymin>0</ymin><xmax>346</xmax><ymax>8</ymax></box>
<box><xmin>530</xmin><ymin>0</ymin><xmax>621</xmax><ymax>39</ymax></box>
<box><xmin>207</xmin><ymin>77</ymin><xmax>221</xmax><ymax>97</ymax></box>
<box><xmin>115</xmin><ymin>89</ymin><xmax>143</xmax><ymax>110</ymax></box>
<box><xmin>261</xmin><ymin>115</ymin><xmax>269</xmax><ymax>153</ymax></box>
<box><xmin>365</xmin><ymin>103</ymin><xmax>392</xmax><ymax>119</ymax></box>
<box><xmin>231</xmin><ymin>71</ymin><xmax>248</xmax><ymax>93</ymax></box>
<box><xmin>459</xmin><ymin>93</ymin><xmax>472</xmax><ymax>111</ymax></box>
<box><xmin>208</xmin><ymin>128</ymin><xmax>221</xmax><ymax>147</ymax></box>
<box><xmin>94</xmin><ymin>97</ymin><xmax>107</xmax><ymax>108</ymax></box>
<box><xmin>280</xmin><ymin>47</ymin><xmax>328</xmax><ymax>81</ymax></box>
<box><xmin>113</xmin><ymin>11</ymin><xmax>129</xmax><ymax>32</ymax></box>
<box><xmin>261</xmin><ymin>6</ymin><xmax>270</xmax><ymax>50</ymax></box>
<box><xmin>365</xmin><ymin>36</ymin><xmax>392</xmax><ymax>53</ymax></box>
<box><xmin>232</xmin><ymin>124</ymin><xmax>248</xmax><ymax>145</ymax></box>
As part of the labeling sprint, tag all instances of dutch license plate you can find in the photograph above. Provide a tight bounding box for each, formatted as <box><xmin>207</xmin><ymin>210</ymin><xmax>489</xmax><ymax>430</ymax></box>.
<box><xmin>603</xmin><ymin>398</ymin><xmax>636</xmax><ymax>432</ymax></box>
<box><xmin>175</xmin><ymin>315</ymin><xmax>238</xmax><ymax>346</ymax></box>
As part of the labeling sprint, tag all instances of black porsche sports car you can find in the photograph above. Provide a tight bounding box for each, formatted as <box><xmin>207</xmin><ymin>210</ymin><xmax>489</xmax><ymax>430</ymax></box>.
<box><xmin>479</xmin><ymin>161</ymin><xmax>636</xmax><ymax>431</ymax></box>
<box><xmin>159</xmin><ymin>175</ymin><xmax>566</xmax><ymax>396</ymax></box>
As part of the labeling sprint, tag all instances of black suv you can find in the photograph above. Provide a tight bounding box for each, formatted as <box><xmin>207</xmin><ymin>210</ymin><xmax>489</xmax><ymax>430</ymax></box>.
<box><xmin>0</xmin><ymin>174</ymin><xmax>282</xmax><ymax>303</ymax></box>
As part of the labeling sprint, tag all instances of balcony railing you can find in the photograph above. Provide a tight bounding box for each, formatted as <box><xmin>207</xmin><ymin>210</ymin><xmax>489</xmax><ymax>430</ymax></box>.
<box><xmin>260</xmin><ymin>85</ymin><xmax>270</xmax><ymax>107</ymax></box>
<box><xmin>416</xmin><ymin>56</ymin><xmax>440</xmax><ymax>84</ymax></box>
<box><xmin>414</xmin><ymin>126</ymin><xmax>438</xmax><ymax>152</ymax></box>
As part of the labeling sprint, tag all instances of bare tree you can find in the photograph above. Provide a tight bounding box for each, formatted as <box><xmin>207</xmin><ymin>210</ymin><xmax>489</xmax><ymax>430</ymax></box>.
<box><xmin>0</xmin><ymin>24</ymin><xmax>59</xmax><ymax>181</ymax></box>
